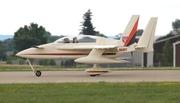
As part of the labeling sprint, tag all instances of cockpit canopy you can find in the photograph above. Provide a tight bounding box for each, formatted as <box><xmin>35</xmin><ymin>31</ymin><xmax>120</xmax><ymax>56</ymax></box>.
<box><xmin>54</xmin><ymin>35</ymin><xmax>98</xmax><ymax>43</ymax></box>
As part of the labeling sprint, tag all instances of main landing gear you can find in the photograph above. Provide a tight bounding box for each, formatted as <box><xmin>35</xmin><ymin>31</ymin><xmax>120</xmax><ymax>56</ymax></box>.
<box><xmin>90</xmin><ymin>74</ymin><xmax>100</xmax><ymax>77</ymax></box>
<box><xmin>27</xmin><ymin>59</ymin><xmax>42</xmax><ymax>77</ymax></box>
<box><xmin>85</xmin><ymin>64</ymin><xmax>110</xmax><ymax>77</ymax></box>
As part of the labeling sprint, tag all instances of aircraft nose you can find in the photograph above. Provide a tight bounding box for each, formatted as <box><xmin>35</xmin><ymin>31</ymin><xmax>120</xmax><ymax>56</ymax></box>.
<box><xmin>16</xmin><ymin>52</ymin><xmax>23</xmax><ymax>57</ymax></box>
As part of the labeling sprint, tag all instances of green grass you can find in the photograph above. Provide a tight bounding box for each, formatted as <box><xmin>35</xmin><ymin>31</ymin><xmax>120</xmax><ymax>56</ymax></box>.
<box><xmin>0</xmin><ymin>82</ymin><xmax>180</xmax><ymax>103</ymax></box>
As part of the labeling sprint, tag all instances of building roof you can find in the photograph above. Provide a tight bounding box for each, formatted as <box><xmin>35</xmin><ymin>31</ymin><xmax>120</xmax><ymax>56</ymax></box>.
<box><xmin>154</xmin><ymin>35</ymin><xmax>180</xmax><ymax>44</ymax></box>
<box><xmin>173</xmin><ymin>41</ymin><xmax>180</xmax><ymax>45</ymax></box>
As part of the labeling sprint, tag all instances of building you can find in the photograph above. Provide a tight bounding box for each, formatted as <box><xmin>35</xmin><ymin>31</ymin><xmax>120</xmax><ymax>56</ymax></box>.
<box><xmin>173</xmin><ymin>41</ymin><xmax>180</xmax><ymax>67</ymax></box>
<box><xmin>154</xmin><ymin>35</ymin><xmax>180</xmax><ymax>67</ymax></box>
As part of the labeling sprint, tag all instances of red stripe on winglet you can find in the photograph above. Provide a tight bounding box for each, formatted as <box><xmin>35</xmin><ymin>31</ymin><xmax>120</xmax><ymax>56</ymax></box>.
<box><xmin>124</xmin><ymin>17</ymin><xmax>139</xmax><ymax>46</ymax></box>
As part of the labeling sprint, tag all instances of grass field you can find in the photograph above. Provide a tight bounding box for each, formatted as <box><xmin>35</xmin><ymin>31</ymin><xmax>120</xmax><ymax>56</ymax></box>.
<box><xmin>0</xmin><ymin>82</ymin><xmax>180</xmax><ymax>103</ymax></box>
<box><xmin>1</xmin><ymin>62</ymin><xmax>180</xmax><ymax>103</ymax></box>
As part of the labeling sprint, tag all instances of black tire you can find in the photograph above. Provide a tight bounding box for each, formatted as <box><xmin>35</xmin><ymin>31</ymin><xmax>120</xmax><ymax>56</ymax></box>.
<box><xmin>90</xmin><ymin>74</ymin><xmax>96</xmax><ymax>77</ymax></box>
<box><xmin>35</xmin><ymin>70</ymin><xmax>41</xmax><ymax>77</ymax></box>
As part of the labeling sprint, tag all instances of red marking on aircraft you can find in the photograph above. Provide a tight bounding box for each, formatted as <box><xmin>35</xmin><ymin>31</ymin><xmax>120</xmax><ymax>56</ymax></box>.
<box><xmin>124</xmin><ymin>17</ymin><xmax>139</xmax><ymax>46</ymax></box>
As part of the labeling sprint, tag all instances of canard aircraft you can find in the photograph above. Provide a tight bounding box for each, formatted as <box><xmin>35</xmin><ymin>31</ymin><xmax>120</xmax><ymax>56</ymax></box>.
<box><xmin>16</xmin><ymin>15</ymin><xmax>158</xmax><ymax>77</ymax></box>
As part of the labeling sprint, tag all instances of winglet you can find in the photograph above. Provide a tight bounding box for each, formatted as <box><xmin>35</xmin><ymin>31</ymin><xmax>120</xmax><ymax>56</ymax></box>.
<box><xmin>136</xmin><ymin>17</ymin><xmax>158</xmax><ymax>52</ymax></box>
<box><xmin>119</xmin><ymin>15</ymin><xmax>139</xmax><ymax>46</ymax></box>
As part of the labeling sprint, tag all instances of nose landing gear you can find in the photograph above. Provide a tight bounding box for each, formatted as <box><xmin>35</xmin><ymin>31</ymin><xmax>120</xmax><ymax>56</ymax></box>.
<box><xmin>27</xmin><ymin>59</ymin><xmax>42</xmax><ymax>77</ymax></box>
<box><xmin>35</xmin><ymin>70</ymin><xmax>42</xmax><ymax>77</ymax></box>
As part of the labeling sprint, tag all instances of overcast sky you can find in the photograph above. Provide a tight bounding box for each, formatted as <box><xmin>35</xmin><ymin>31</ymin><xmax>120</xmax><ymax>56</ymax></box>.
<box><xmin>0</xmin><ymin>0</ymin><xmax>180</xmax><ymax>36</ymax></box>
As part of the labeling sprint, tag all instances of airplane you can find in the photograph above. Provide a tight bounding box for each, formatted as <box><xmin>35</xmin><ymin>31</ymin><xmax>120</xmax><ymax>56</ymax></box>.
<box><xmin>16</xmin><ymin>15</ymin><xmax>158</xmax><ymax>77</ymax></box>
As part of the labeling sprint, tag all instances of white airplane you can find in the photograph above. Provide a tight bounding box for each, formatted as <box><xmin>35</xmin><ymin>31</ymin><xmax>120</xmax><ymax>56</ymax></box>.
<box><xmin>16</xmin><ymin>15</ymin><xmax>158</xmax><ymax>77</ymax></box>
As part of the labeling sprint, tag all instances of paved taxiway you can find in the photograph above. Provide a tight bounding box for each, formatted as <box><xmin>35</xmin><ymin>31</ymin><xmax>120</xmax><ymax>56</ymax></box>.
<box><xmin>0</xmin><ymin>70</ymin><xmax>180</xmax><ymax>83</ymax></box>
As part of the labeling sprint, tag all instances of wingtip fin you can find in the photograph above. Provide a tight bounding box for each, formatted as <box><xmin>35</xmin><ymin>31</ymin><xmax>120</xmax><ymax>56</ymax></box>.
<box><xmin>119</xmin><ymin>15</ymin><xmax>140</xmax><ymax>46</ymax></box>
<box><xmin>136</xmin><ymin>17</ymin><xmax>158</xmax><ymax>52</ymax></box>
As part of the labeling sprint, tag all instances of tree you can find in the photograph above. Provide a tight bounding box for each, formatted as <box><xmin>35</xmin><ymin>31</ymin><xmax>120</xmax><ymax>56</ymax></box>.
<box><xmin>156</xmin><ymin>32</ymin><xmax>174</xmax><ymax>41</ymax></box>
<box><xmin>0</xmin><ymin>41</ymin><xmax>7</xmax><ymax>61</ymax></box>
<box><xmin>115</xmin><ymin>33</ymin><xmax>122</xmax><ymax>39</ymax></box>
<box><xmin>95</xmin><ymin>31</ymin><xmax>107</xmax><ymax>38</ymax></box>
<box><xmin>64</xmin><ymin>60</ymin><xmax>74</xmax><ymax>67</ymax></box>
<box><xmin>61</xmin><ymin>60</ymin><xmax>64</xmax><ymax>67</ymax></box>
<box><xmin>48</xmin><ymin>35</ymin><xmax>64</xmax><ymax>43</ymax></box>
<box><xmin>156</xmin><ymin>40</ymin><xmax>173</xmax><ymax>66</ymax></box>
<box><xmin>172</xmin><ymin>19</ymin><xmax>180</xmax><ymax>31</ymax></box>
<box><xmin>44</xmin><ymin>31</ymin><xmax>51</xmax><ymax>38</ymax></box>
<box><xmin>14</xmin><ymin>23</ymin><xmax>47</xmax><ymax>53</ymax></box>
<box><xmin>44</xmin><ymin>32</ymin><xmax>65</xmax><ymax>43</ymax></box>
<box><xmin>2</xmin><ymin>38</ymin><xmax>14</xmax><ymax>51</ymax></box>
<box><xmin>114</xmin><ymin>29</ymin><xmax>143</xmax><ymax>40</ymax></box>
<box><xmin>79</xmin><ymin>9</ymin><xmax>97</xmax><ymax>35</ymax></box>
<box><xmin>49</xmin><ymin>59</ymin><xmax>56</xmax><ymax>66</ymax></box>
<box><xmin>156</xmin><ymin>19</ymin><xmax>180</xmax><ymax>42</ymax></box>
<box><xmin>39</xmin><ymin>59</ymin><xmax>49</xmax><ymax>66</ymax></box>
<box><xmin>39</xmin><ymin>59</ymin><xmax>56</xmax><ymax>66</ymax></box>
<box><xmin>136</xmin><ymin>29</ymin><xmax>144</xmax><ymax>36</ymax></box>
<box><xmin>0</xmin><ymin>48</ymin><xmax>6</xmax><ymax>61</ymax></box>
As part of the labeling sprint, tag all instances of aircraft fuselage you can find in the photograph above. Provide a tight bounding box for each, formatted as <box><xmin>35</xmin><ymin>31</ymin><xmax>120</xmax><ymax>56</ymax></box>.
<box><xmin>16</xmin><ymin>43</ymin><xmax>123</xmax><ymax>59</ymax></box>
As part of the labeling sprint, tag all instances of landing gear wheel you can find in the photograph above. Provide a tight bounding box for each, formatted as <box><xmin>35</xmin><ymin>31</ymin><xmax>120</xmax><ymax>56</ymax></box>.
<box><xmin>35</xmin><ymin>70</ymin><xmax>41</xmax><ymax>77</ymax></box>
<box><xmin>90</xmin><ymin>74</ymin><xmax>96</xmax><ymax>77</ymax></box>
<box><xmin>90</xmin><ymin>74</ymin><xmax>100</xmax><ymax>77</ymax></box>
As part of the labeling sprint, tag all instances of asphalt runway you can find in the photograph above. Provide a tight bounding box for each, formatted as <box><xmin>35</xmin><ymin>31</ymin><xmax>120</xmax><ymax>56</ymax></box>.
<box><xmin>0</xmin><ymin>70</ymin><xmax>180</xmax><ymax>83</ymax></box>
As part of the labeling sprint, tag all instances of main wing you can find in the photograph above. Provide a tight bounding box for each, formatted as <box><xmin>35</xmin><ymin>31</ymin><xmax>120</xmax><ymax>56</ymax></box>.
<box><xmin>74</xmin><ymin>37</ymin><xmax>129</xmax><ymax>64</ymax></box>
<box><xmin>74</xmin><ymin>48</ymin><xmax>128</xmax><ymax>64</ymax></box>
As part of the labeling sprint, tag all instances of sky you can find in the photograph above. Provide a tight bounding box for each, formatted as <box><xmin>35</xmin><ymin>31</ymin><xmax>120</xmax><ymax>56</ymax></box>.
<box><xmin>0</xmin><ymin>0</ymin><xmax>180</xmax><ymax>37</ymax></box>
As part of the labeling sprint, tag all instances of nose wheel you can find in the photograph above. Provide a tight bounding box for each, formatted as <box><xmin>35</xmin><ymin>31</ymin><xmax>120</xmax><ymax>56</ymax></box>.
<box><xmin>35</xmin><ymin>70</ymin><xmax>42</xmax><ymax>77</ymax></box>
<box><xmin>27</xmin><ymin>59</ymin><xmax>42</xmax><ymax>77</ymax></box>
